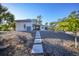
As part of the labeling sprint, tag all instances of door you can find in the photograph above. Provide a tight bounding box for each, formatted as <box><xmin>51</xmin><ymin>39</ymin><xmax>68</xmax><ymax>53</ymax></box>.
<box><xmin>35</xmin><ymin>25</ymin><xmax>40</xmax><ymax>30</ymax></box>
<box><xmin>27</xmin><ymin>26</ymin><xmax>31</xmax><ymax>32</ymax></box>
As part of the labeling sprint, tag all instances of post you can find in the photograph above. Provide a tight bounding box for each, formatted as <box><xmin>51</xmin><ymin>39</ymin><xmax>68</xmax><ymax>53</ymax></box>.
<box><xmin>74</xmin><ymin>32</ymin><xmax>78</xmax><ymax>48</ymax></box>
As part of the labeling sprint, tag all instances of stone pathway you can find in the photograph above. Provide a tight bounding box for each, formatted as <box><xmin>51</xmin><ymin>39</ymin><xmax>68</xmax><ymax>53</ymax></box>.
<box><xmin>31</xmin><ymin>31</ymin><xmax>43</xmax><ymax>55</ymax></box>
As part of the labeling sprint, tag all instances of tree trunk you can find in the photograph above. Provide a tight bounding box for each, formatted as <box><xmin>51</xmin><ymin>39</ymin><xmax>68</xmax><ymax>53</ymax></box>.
<box><xmin>74</xmin><ymin>32</ymin><xmax>78</xmax><ymax>48</ymax></box>
<box><xmin>0</xmin><ymin>19</ymin><xmax>2</xmax><ymax>24</ymax></box>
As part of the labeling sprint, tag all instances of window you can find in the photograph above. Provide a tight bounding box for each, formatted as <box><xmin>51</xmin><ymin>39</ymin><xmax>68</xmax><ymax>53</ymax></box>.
<box><xmin>24</xmin><ymin>24</ymin><xmax>26</xmax><ymax>29</ymax></box>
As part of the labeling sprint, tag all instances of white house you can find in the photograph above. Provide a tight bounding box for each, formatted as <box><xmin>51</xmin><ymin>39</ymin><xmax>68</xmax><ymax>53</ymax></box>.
<box><xmin>15</xmin><ymin>16</ymin><xmax>48</xmax><ymax>32</ymax></box>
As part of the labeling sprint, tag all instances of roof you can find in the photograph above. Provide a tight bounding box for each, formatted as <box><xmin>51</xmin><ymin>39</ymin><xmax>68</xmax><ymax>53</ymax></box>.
<box><xmin>15</xmin><ymin>19</ymin><xmax>32</xmax><ymax>22</ymax></box>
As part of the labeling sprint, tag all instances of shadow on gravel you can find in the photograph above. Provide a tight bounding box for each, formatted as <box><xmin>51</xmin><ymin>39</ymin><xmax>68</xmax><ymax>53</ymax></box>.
<box><xmin>43</xmin><ymin>41</ymin><xmax>79</xmax><ymax>56</ymax></box>
<box><xmin>40</xmin><ymin>31</ymin><xmax>79</xmax><ymax>42</ymax></box>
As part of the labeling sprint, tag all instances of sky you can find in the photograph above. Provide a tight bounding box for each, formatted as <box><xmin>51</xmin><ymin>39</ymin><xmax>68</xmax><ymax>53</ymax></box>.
<box><xmin>2</xmin><ymin>3</ymin><xmax>79</xmax><ymax>24</ymax></box>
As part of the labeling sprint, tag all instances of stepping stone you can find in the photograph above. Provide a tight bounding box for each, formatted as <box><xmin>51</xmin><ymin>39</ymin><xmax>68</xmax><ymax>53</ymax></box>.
<box><xmin>35</xmin><ymin>36</ymin><xmax>41</xmax><ymax>39</ymax></box>
<box><xmin>36</xmin><ymin>31</ymin><xmax>39</xmax><ymax>33</ymax></box>
<box><xmin>34</xmin><ymin>39</ymin><xmax>42</xmax><ymax>43</ymax></box>
<box><xmin>36</xmin><ymin>33</ymin><xmax>40</xmax><ymax>35</ymax></box>
<box><xmin>31</xmin><ymin>44</ymin><xmax>43</xmax><ymax>53</ymax></box>
<box><xmin>36</xmin><ymin>33</ymin><xmax>40</xmax><ymax>34</ymax></box>
<box><xmin>36</xmin><ymin>34</ymin><xmax>40</xmax><ymax>35</ymax></box>
<box><xmin>35</xmin><ymin>38</ymin><xmax>41</xmax><ymax>40</ymax></box>
<box><xmin>35</xmin><ymin>35</ymin><xmax>41</xmax><ymax>38</ymax></box>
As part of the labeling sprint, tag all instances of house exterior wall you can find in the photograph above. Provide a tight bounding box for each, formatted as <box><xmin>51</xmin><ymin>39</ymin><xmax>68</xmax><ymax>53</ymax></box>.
<box><xmin>16</xmin><ymin>19</ymin><xmax>48</xmax><ymax>31</ymax></box>
<box><xmin>16</xmin><ymin>21</ymin><xmax>33</xmax><ymax>31</ymax></box>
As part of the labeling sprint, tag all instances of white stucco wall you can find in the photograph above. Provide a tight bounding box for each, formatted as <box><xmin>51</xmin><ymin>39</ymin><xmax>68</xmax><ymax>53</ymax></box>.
<box><xmin>16</xmin><ymin>21</ymin><xmax>33</xmax><ymax>31</ymax></box>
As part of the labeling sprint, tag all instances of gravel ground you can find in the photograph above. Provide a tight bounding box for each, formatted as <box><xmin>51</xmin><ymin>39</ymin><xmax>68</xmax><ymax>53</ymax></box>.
<box><xmin>0</xmin><ymin>31</ymin><xmax>35</xmax><ymax>56</ymax></box>
<box><xmin>0</xmin><ymin>30</ymin><xmax>79</xmax><ymax>56</ymax></box>
<box><xmin>40</xmin><ymin>30</ymin><xmax>79</xmax><ymax>56</ymax></box>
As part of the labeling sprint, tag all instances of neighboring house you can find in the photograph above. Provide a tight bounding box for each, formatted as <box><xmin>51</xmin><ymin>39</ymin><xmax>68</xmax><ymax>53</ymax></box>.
<box><xmin>15</xmin><ymin>16</ymin><xmax>48</xmax><ymax>32</ymax></box>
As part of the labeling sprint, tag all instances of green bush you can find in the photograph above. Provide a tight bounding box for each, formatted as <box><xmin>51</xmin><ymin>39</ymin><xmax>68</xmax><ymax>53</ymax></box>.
<box><xmin>0</xmin><ymin>24</ymin><xmax>10</xmax><ymax>31</ymax></box>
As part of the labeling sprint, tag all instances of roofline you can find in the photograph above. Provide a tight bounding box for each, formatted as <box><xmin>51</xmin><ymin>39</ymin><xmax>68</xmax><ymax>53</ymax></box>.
<box><xmin>15</xmin><ymin>19</ymin><xmax>32</xmax><ymax>22</ymax></box>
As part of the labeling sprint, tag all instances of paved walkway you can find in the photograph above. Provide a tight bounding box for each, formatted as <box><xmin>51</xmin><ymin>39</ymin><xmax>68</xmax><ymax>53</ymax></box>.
<box><xmin>31</xmin><ymin>31</ymin><xmax>43</xmax><ymax>54</ymax></box>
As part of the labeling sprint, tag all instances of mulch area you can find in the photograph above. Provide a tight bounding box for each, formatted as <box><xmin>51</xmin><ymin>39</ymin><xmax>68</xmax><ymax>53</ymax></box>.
<box><xmin>0</xmin><ymin>31</ymin><xmax>35</xmax><ymax>56</ymax></box>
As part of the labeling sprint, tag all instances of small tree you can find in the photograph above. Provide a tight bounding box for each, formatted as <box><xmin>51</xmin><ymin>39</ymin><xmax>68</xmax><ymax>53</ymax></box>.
<box><xmin>67</xmin><ymin>11</ymin><xmax>79</xmax><ymax>48</ymax></box>
<box><xmin>0</xmin><ymin>4</ymin><xmax>15</xmax><ymax>31</ymax></box>
<box><xmin>49</xmin><ymin>22</ymin><xmax>57</xmax><ymax>30</ymax></box>
<box><xmin>0</xmin><ymin>4</ymin><xmax>8</xmax><ymax>23</ymax></box>
<box><xmin>54</xmin><ymin>11</ymin><xmax>79</xmax><ymax>48</ymax></box>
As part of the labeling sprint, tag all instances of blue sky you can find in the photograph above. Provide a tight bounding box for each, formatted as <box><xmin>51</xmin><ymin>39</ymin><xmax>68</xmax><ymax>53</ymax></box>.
<box><xmin>2</xmin><ymin>3</ymin><xmax>79</xmax><ymax>24</ymax></box>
